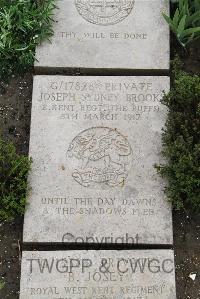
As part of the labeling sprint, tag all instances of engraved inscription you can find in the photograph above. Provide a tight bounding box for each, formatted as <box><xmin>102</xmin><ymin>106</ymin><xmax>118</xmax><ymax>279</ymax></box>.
<box><xmin>21</xmin><ymin>251</ymin><xmax>176</xmax><ymax>299</ymax></box>
<box><xmin>75</xmin><ymin>0</ymin><xmax>134</xmax><ymax>25</ymax></box>
<box><xmin>67</xmin><ymin>127</ymin><xmax>132</xmax><ymax>187</ymax></box>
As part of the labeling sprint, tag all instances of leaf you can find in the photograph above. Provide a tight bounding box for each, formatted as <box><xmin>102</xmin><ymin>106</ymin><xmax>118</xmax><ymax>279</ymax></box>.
<box><xmin>187</xmin><ymin>11</ymin><xmax>200</xmax><ymax>27</ymax></box>
<box><xmin>179</xmin><ymin>0</ymin><xmax>185</xmax><ymax>11</ymax></box>
<box><xmin>15</xmin><ymin>45</ymin><xmax>29</xmax><ymax>51</ymax></box>
<box><xmin>162</xmin><ymin>13</ymin><xmax>177</xmax><ymax>33</ymax></box>
<box><xmin>180</xmin><ymin>27</ymin><xmax>200</xmax><ymax>38</ymax></box>
<box><xmin>194</xmin><ymin>0</ymin><xmax>200</xmax><ymax>11</ymax></box>
<box><xmin>173</xmin><ymin>8</ymin><xmax>180</xmax><ymax>27</ymax></box>
<box><xmin>177</xmin><ymin>15</ymin><xmax>187</xmax><ymax>36</ymax></box>
<box><xmin>0</xmin><ymin>280</ymin><xmax>5</xmax><ymax>290</ymax></box>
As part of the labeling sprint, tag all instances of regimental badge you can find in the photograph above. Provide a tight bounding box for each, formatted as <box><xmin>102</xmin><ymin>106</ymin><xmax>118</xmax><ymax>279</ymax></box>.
<box><xmin>67</xmin><ymin>127</ymin><xmax>133</xmax><ymax>188</ymax></box>
<box><xmin>75</xmin><ymin>0</ymin><xmax>135</xmax><ymax>26</ymax></box>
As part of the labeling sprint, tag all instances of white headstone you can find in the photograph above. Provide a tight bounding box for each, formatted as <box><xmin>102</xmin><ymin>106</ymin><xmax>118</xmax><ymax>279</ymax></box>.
<box><xmin>23</xmin><ymin>75</ymin><xmax>172</xmax><ymax>244</ymax></box>
<box><xmin>35</xmin><ymin>0</ymin><xmax>169</xmax><ymax>71</ymax></box>
<box><xmin>20</xmin><ymin>250</ymin><xmax>177</xmax><ymax>299</ymax></box>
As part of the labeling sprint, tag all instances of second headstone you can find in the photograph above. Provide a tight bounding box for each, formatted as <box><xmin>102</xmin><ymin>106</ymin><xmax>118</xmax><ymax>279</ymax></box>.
<box><xmin>35</xmin><ymin>0</ymin><xmax>169</xmax><ymax>72</ymax></box>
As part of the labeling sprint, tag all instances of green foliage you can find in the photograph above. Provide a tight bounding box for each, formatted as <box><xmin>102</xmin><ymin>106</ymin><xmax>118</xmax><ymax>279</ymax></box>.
<box><xmin>163</xmin><ymin>0</ymin><xmax>200</xmax><ymax>47</ymax></box>
<box><xmin>156</xmin><ymin>62</ymin><xmax>200</xmax><ymax>212</ymax></box>
<box><xmin>0</xmin><ymin>279</ymin><xmax>5</xmax><ymax>290</ymax></box>
<box><xmin>0</xmin><ymin>0</ymin><xmax>56</xmax><ymax>80</ymax></box>
<box><xmin>0</xmin><ymin>137</ymin><xmax>31</xmax><ymax>220</ymax></box>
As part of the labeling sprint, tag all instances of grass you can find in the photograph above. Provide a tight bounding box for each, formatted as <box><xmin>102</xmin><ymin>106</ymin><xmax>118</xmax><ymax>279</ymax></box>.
<box><xmin>0</xmin><ymin>0</ymin><xmax>56</xmax><ymax>80</ymax></box>
<box><xmin>0</xmin><ymin>136</ymin><xmax>32</xmax><ymax>220</ymax></box>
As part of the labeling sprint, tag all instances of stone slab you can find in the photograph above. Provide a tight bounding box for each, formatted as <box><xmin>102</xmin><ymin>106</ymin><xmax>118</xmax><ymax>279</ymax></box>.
<box><xmin>35</xmin><ymin>0</ymin><xmax>169</xmax><ymax>71</ymax></box>
<box><xmin>23</xmin><ymin>75</ymin><xmax>172</xmax><ymax>244</ymax></box>
<box><xmin>20</xmin><ymin>250</ymin><xmax>176</xmax><ymax>299</ymax></box>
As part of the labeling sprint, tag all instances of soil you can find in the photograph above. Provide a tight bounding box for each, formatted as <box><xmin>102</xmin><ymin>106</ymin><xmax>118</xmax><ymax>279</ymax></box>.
<box><xmin>0</xmin><ymin>41</ymin><xmax>200</xmax><ymax>299</ymax></box>
<box><xmin>0</xmin><ymin>73</ymin><xmax>32</xmax><ymax>299</ymax></box>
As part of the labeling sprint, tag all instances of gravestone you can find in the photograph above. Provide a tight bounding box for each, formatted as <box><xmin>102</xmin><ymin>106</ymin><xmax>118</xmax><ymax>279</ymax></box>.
<box><xmin>35</xmin><ymin>0</ymin><xmax>169</xmax><ymax>72</ymax></box>
<box><xmin>23</xmin><ymin>75</ymin><xmax>172</xmax><ymax>244</ymax></box>
<box><xmin>20</xmin><ymin>250</ymin><xmax>176</xmax><ymax>299</ymax></box>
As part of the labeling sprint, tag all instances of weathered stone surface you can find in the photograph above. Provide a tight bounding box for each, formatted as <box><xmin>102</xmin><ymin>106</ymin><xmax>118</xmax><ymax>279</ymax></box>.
<box><xmin>20</xmin><ymin>250</ymin><xmax>176</xmax><ymax>299</ymax></box>
<box><xmin>23</xmin><ymin>75</ymin><xmax>172</xmax><ymax>244</ymax></box>
<box><xmin>35</xmin><ymin>0</ymin><xmax>169</xmax><ymax>71</ymax></box>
